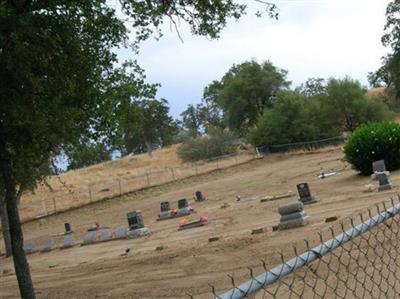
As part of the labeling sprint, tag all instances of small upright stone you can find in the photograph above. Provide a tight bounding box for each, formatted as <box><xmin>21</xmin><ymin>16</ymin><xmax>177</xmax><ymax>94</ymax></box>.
<box><xmin>195</xmin><ymin>191</ymin><xmax>206</xmax><ymax>201</ymax></box>
<box><xmin>126</xmin><ymin>210</ymin><xmax>150</xmax><ymax>238</ymax></box>
<box><xmin>297</xmin><ymin>183</ymin><xmax>317</xmax><ymax>205</ymax></box>
<box><xmin>377</xmin><ymin>172</ymin><xmax>392</xmax><ymax>191</ymax></box>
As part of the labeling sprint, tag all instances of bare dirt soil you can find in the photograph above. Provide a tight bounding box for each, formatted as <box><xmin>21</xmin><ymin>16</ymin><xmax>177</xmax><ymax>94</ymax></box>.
<box><xmin>1</xmin><ymin>147</ymin><xmax>399</xmax><ymax>298</ymax></box>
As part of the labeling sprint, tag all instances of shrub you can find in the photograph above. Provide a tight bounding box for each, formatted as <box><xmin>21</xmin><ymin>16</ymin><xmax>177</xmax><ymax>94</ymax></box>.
<box><xmin>344</xmin><ymin>122</ymin><xmax>400</xmax><ymax>175</ymax></box>
<box><xmin>177</xmin><ymin>130</ymin><xmax>237</xmax><ymax>162</ymax></box>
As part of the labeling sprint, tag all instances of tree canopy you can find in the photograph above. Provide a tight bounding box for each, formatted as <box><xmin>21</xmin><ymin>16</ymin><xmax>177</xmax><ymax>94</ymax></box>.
<box><xmin>0</xmin><ymin>1</ymin><xmax>278</xmax><ymax>297</ymax></box>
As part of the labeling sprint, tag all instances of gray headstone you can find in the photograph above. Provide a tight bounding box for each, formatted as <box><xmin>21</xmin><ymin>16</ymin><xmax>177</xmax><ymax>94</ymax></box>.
<box><xmin>99</xmin><ymin>229</ymin><xmax>112</xmax><ymax>242</ymax></box>
<box><xmin>377</xmin><ymin>172</ymin><xmax>392</xmax><ymax>191</ymax></box>
<box><xmin>83</xmin><ymin>231</ymin><xmax>97</xmax><ymax>245</ymax></box>
<box><xmin>296</xmin><ymin>183</ymin><xmax>316</xmax><ymax>204</ymax></box>
<box><xmin>176</xmin><ymin>207</ymin><xmax>191</xmax><ymax>216</ymax></box>
<box><xmin>61</xmin><ymin>235</ymin><xmax>75</xmax><ymax>249</ymax></box>
<box><xmin>280</xmin><ymin>211</ymin><xmax>307</xmax><ymax>222</ymax></box>
<box><xmin>195</xmin><ymin>191</ymin><xmax>205</xmax><ymax>201</ymax></box>
<box><xmin>115</xmin><ymin>227</ymin><xmax>127</xmax><ymax>239</ymax></box>
<box><xmin>373</xmin><ymin>160</ymin><xmax>386</xmax><ymax>173</ymax></box>
<box><xmin>23</xmin><ymin>242</ymin><xmax>35</xmax><ymax>254</ymax></box>
<box><xmin>278</xmin><ymin>202</ymin><xmax>304</xmax><ymax>216</ymax></box>
<box><xmin>279</xmin><ymin>215</ymin><xmax>310</xmax><ymax>230</ymax></box>
<box><xmin>127</xmin><ymin>210</ymin><xmax>145</xmax><ymax>230</ymax></box>
<box><xmin>41</xmin><ymin>239</ymin><xmax>54</xmax><ymax>252</ymax></box>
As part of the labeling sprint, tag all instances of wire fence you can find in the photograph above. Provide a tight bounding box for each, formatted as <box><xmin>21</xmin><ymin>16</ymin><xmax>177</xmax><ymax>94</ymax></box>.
<box><xmin>19</xmin><ymin>151</ymin><xmax>257</xmax><ymax>222</ymax></box>
<box><xmin>203</xmin><ymin>198</ymin><xmax>400</xmax><ymax>299</ymax></box>
<box><xmin>256</xmin><ymin>136</ymin><xmax>346</xmax><ymax>154</ymax></box>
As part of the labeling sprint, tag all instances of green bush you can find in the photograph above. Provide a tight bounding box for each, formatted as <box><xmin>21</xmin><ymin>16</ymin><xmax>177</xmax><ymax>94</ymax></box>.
<box><xmin>344</xmin><ymin>122</ymin><xmax>400</xmax><ymax>175</ymax></box>
<box><xmin>177</xmin><ymin>130</ymin><xmax>237</xmax><ymax>162</ymax></box>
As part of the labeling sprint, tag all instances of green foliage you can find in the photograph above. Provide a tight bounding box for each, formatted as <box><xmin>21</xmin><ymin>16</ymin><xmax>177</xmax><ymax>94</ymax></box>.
<box><xmin>202</xmin><ymin>60</ymin><xmax>290</xmax><ymax>133</ymax></box>
<box><xmin>344</xmin><ymin>122</ymin><xmax>400</xmax><ymax>175</ymax></box>
<box><xmin>66</xmin><ymin>141</ymin><xmax>112</xmax><ymax>171</ymax></box>
<box><xmin>177</xmin><ymin>129</ymin><xmax>237</xmax><ymax>162</ymax></box>
<box><xmin>248</xmin><ymin>91</ymin><xmax>338</xmax><ymax>147</ymax></box>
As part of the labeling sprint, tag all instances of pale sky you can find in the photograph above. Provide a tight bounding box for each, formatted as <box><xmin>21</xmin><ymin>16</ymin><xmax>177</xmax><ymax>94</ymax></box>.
<box><xmin>120</xmin><ymin>0</ymin><xmax>392</xmax><ymax>118</ymax></box>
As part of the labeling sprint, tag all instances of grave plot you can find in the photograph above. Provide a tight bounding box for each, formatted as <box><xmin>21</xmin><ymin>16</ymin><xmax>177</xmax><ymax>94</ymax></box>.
<box><xmin>60</xmin><ymin>235</ymin><xmax>75</xmax><ymax>249</ymax></box>
<box><xmin>99</xmin><ymin>229</ymin><xmax>113</xmax><ymax>242</ymax></box>
<box><xmin>176</xmin><ymin>198</ymin><xmax>194</xmax><ymax>216</ymax></box>
<box><xmin>278</xmin><ymin>202</ymin><xmax>310</xmax><ymax>230</ymax></box>
<box><xmin>82</xmin><ymin>231</ymin><xmax>97</xmax><ymax>246</ymax></box>
<box><xmin>157</xmin><ymin>201</ymin><xmax>177</xmax><ymax>221</ymax></box>
<box><xmin>114</xmin><ymin>227</ymin><xmax>127</xmax><ymax>239</ymax></box>
<box><xmin>40</xmin><ymin>239</ymin><xmax>54</xmax><ymax>253</ymax></box>
<box><xmin>178</xmin><ymin>215</ymin><xmax>208</xmax><ymax>231</ymax></box>
<box><xmin>23</xmin><ymin>242</ymin><xmax>37</xmax><ymax>254</ymax></box>
<box><xmin>126</xmin><ymin>210</ymin><xmax>150</xmax><ymax>238</ymax></box>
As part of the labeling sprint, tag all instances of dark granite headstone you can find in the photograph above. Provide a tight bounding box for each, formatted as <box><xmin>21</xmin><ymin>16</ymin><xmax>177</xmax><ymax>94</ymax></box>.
<box><xmin>296</xmin><ymin>183</ymin><xmax>316</xmax><ymax>204</ymax></box>
<box><xmin>160</xmin><ymin>201</ymin><xmax>171</xmax><ymax>212</ymax></box>
<box><xmin>178</xmin><ymin>198</ymin><xmax>189</xmax><ymax>209</ymax></box>
<box><xmin>127</xmin><ymin>210</ymin><xmax>145</xmax><ymax>230</ymax></box>
<box><xmin>195</xmin><ymin>191</ymin><xmax>205</xmax><ymax>201</ymax></box>
<box><xmin>377</xmin><ymin>172</ymin><xmax>392</xmax><ymax>191</ymax></box>
<box><xmin>373</xmin><ymin>160</ymin><xmax>386</xmax><ymax>173</ymax></box>
<box><xmin>64</xmin><ymin>222</ymin><xmax>72</xmax><ymax>234</ymax></box>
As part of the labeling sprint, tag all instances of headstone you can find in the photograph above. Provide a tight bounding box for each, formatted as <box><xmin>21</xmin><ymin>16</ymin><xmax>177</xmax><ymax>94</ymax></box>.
<box><xmin>377</xmin><ymin>172</ymin><xmax>392</xmax><ymax>191</ymax></box>
<box><xmin>60</xmin><ymin>235</ymin><xmax>75</xmax><ymax>249</ymax></box>
<box><xmin>41</xmin><ymin>239</ymin><xmax>54</xmax><ymax>252</ymax></box>
<box><xmin>296</xmin><ymin>183</ymin><xmax>317</xmax><ymax>205</ymax></box>
<box><xmin>99</xmin><ymin>229</ymin><xmax>112</xmax><ymax>242</ymax></box>
<box><xmin>64</xmin><ymin>222</ymin><xmax>72</xmax><ymax>234</ymax></box>
<box><xmin>278</xmin><ymin>202</ymin><xmax>309</xmax><ymax>230</ymax></box>
<box><xmin>23</xmin><ymin>242</ymin><xmax>35</xmax><ymax>254</ymax></box>
<box><xmin>178</xmin><ymin>198</ymin><xmax>189</xmax><ymax>209</ymax></box>
<box><xmin>127</xmin><ymin>210</ymin><xmax>145</xmax><ymax>230</ymax></box>
<box><xmin>160</xmin><ymin>201</ymin><xmax>171</xmax><ymax>212</ymax></box>
<box><xmin>83</xmin><ymin>231</ymin><xmax>97</xmax><ymax>245</ymax></box>
<box><xmin>195</xmin><ymin>191</ymin><xmax>206</xmax><ymax>201</ymax></box>
<box><xmin>373</xmin><ymin>160</ymin><xmax>386</xmax><ymax>173</ymax></box>
<box><xmin>115</xmin><ymin>227</ymin><xmax>127</xmax><ymax>239</ymax></box>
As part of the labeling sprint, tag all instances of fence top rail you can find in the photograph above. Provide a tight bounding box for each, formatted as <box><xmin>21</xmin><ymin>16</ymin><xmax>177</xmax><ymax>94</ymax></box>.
<box><xmin>264</xmin><ymin>136</ymin><xmax>345</xmax><ymax>149</ymax></box>
<box><xmin>217</xmin><ymin>200</ymin><xmax>400</xmax><ymax>299</ymax></box>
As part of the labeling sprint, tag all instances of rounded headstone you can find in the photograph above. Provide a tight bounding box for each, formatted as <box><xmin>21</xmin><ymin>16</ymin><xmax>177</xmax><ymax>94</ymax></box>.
<box><xmin>278</xmin><ymin>202</ymin><xmax>304</xmax><ymax>216</ymax></box>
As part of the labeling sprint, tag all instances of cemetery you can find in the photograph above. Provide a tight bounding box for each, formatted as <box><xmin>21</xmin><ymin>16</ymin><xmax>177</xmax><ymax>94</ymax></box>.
<box><xmin>1</xmin><ymin>146</ymin><xmax>399</xmax><ymax>298</ymax></box>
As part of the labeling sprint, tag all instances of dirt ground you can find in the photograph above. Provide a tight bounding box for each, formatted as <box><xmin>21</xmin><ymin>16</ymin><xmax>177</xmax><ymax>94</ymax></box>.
<box><xmin>1</xmin><ymin>147</ymin><xmax>399</xmax><ymax>298</ymax></box>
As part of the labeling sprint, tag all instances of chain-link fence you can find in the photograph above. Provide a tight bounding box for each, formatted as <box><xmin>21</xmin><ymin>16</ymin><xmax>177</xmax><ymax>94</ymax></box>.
<box><xmin>257</xmin><ymin>136</ymin><xmax>345</xmax><ymax>154</ymax></box>
<box><xmin>205</xmin><ymin>198</ymin><xmax>400</xmax><ymax>299</ymax></box>
<box><xmin>19</xmin><ymin>151</ymin><xmax>256</xmax><ymax>222</ymax></box>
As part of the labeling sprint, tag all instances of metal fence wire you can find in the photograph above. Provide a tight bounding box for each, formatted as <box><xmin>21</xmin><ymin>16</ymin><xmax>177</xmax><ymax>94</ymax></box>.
<box><xmin>208</xmin><ymin>198</ymin><xmax>400</xmax><ymax>299</ymax></box>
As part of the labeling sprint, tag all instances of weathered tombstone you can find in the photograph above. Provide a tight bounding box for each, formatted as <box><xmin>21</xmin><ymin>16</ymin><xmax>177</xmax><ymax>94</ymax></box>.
<box><xmin>178</xmin><ymin>198</ymin><xmax>189</xmax><ymax>209</ymax></box>
<box><xmin>373</xmin><ymin>160</ymin><xmax>386</xmax><ymax>173</ymax></box>
<box><xmin>41</xmin><ymin>239</ymin><xmax>54</xmax><ymax>252</ymax></box>
<box><xmin>115</xmin><ymin>227</ymin><xmax>127</xmax><ymax>239</ymax></box>
<box><xmin>176</xmin><ymin>198</ymin><xmax>192</xmax><ymax>216</ymax></box>
<box><xmin>60</xmin><ymin>235</ymin><xmax>75</xmax><ymax>249</ymax></box>
<box><xmin>377</xmin><ymin>172</ymin><xmax>392</xmax><ymax>191</ymax></box>
<box><xmin>127</xmin><ymin>210</ymin><xmax>145</xmax><ymax>230</ymax></box>
<box><xmin>296</xmin><ymin>183</ymin><xmax>317</xmax><ymax>205</ymax></box>
<box><xmin>64</xmin><ymin>222</ymin><xmax>72</xmax><ymax>234</ymax></box>
<box><xmin>278</xmin><ymin>202</ymin><xmax>309</xmax><ymax>230</ymax></box>
<box><xmin>160</xmin><ymin>201</ymin><xmax>171</xmax><ymax>212</ymax></box>
<box><xmin>83</xmin><ymin>231</ymin><xmax>97</xmax><ymax>245</ymax></box>
<box><xmin>23</xmin><ymin>242</ymin><xmax>35</xmax><ymax>254</ymax></box>
<box><xmin>195</xmin><ymin>191</ymin><xmax>206</xmax><ymax>201</ymax></box>
<box><xmin>99</xmin><ymin>229</ymin><xmax>112</xmax><ymax>242</ymax></box>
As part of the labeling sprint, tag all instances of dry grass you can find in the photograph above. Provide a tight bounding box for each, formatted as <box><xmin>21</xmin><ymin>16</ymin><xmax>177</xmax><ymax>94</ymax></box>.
<box><xmin>18</xmin><ymin>145</ymin><xmax>255</xmax><ymax>222</ymax></box>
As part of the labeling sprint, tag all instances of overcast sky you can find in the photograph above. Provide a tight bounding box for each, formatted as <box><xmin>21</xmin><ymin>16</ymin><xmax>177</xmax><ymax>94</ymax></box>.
<box><xmin>120</xmin><ymin>0</ymin><xmax>392</xmax><ymax>118</ymax></box>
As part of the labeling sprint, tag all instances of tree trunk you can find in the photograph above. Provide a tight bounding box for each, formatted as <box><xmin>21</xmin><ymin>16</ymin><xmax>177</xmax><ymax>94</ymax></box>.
<box><xmin>145</xmin><ymin>141</ymin><xmax>153</xmax><ymax>157</ymax></box>
<box><xmin>0</xmin><ymin>197</ymin><xmax>12</xmax><ymax>257</ymax></box>
<box><xmin>2</xmin><ymin>155</ymin><xmax>36</xmax><ymax>298</ymax></box>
